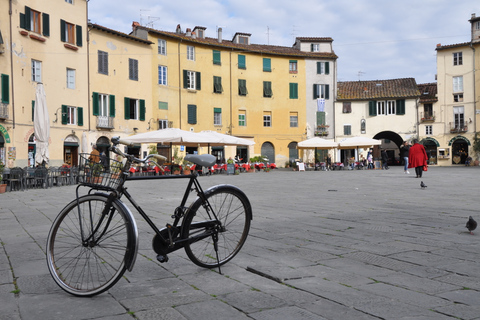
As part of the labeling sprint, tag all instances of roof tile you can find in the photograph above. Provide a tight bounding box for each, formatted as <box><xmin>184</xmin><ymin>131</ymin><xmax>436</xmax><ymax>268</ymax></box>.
<box><xmin>337</xmin><ymin>78</ymin><xmax>421</xmax><ymax>100</ymax></box>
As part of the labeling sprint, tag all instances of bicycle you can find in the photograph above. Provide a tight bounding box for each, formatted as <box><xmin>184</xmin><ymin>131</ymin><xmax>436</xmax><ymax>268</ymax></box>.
<box><xmin>46</xmin><ymin>137</ymin><xmax>252</xmax><ymax>297</ymax></box>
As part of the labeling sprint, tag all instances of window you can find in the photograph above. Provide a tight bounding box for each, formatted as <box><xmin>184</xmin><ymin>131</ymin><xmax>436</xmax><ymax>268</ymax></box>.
<box><xmin>290</xmin><ymin>112</ymin><xmax>298</xmax><ymax>127</ymax></box>
<box><xmin>213</xmin><ymin>50</ymin><xmax>221</xmax><ymax>65</ymax></box>
<box><xmin>66</xmin><ymin>68</ymin><xmax>75</xmax><ymax>89</ymax></box>
<box><xmin>369</xmin><ymin>100</ymin><xmax>405</xmax><ymax>116</ymax></box>
<box><xmin>158</xmin><ymin>39</ymin><xmax>166</xmax><ymax>55</ymax></box>
<box><xmin>289</xmin><ymin>83</ymin><xmax>298</xmax><ymax>99</ymax></box>
<box><xmin>124</xmin><ymin>98</ymin><xmax>145</xmax><ymax>121</ymax></box>
<box><xmin>263</xmin><ymin>81</ymin><xmax>272</xmax><ymax>97</ymax></box>
<box><xmin>238</xmin><ymin>79</ymin><xmax>247</xmax><ymax>96</ymax></box>
<box><xmin>31</xmin><ymin>60</ymin><xmax>42</xmax><ymax>82</ymax></box>
<box><xmin>213</xmin><ymin>76</ymin><xmax>223</xmax><ymax>93</ymax></box>
<box><xmin>454</xmin><ymin>93</ymin><xmax>463</xmax><ymax>102</ymax></box>
<box><xmin>20</xmin><ymin>7</ymin><xmax>49</xmax><ymax>36</ymax></box>
<box><xmin>238</xmin><ymin>54</ymin><xmax>246</xmax><ymax>69</ymax></box>
<box><xmin>386</xmin><ymin>100</ymin><xmax>396</xmax><ymax>115</ymax></box>
<box><xmin>129</xmin><ymin>58</ymin><xmax>138</xmax><ymax>81</ymax></box>
<box><xmin>376</xmin><ymin>101</ymin><xmax>396</xmax><ymax>115</ymax></box>
<box><xmin>61</xmin><ymin>105</ymin><xmax>83</xmax><ymax>126</ymax></box>
<box><xmin>214</xmin><ymin>108</ymin><xmax>222</xmax><ymax>125</ymax></box>
<box><xmin>238</xmin><ymin>36</ymin><xmax>248</xmax><ymax>44</ymax></box>
<box><xmin>263</xmin><ymin>112</ymin><xmax>272</xmax><ymax>127</ymax></box>
<box><xmin>1</xmin><ymin>74</ymin><xmax>9</xmax><ymax>104</ymax></box>
<box><xmin>158</xmin><ymin>65</ymin><xmax>167</xmax><ymax>85</ymax></box>
<box><xmin>344</xmin><ymin>125</ymin><xmax>352</xmax><ymax>136</ymax></box>
<box><xmin>238</xmin><ymin>111</ymin><xmax>246</xmax><ymax>126</ymax></box>
<box><xmin>92</xmin><ymin>92</ymin><xmax>115</xmax><ymax>118</ymax></box>
<box><xmin>183</xmin><ymin>70</ymin><xmax>201</xmax><ymax>90</ymax></box>
<box><xmin>263</xmin><ymin>58</ymin><xmax>271</xmax><ymax>72</ymax></box>
<box><xmin>311</xmin><ymin>43</ymin><xmax>320</xmax><ymax>52</ymax></box>
<box><xmin>313</xmin><ymin>84</ymin><xmax>329</xmax><ymax>99</ymax></box>
<box><xmin>316</xmin><ymin>62</ymin><xmax>330</xmax><ymax>75</ymax></box>
<box><xmin>453</xmin><ymin>76</ymin><xmax>463</xmax><ymax>92</ymax></box>
<box><xmin>67</xmin><ymin>106</ymin><xmax>77</xmax><ymax>125</ymax></box>
<box><xmin>188</xmin><ymin>104</ymin><xmax>197</xmax><ymax>124</ymax></box>
<box><xmin>187</xmin><ymin>46</ymin><xmax>195</xmax><ymax>60</ymax></box>
<box><xmin>289</xmin><ymin>60</ymin><xmax>297</xmax><ymax>73</ymax></box>
<box><xmin>159</xmin><ymin>119</ymin><xmax>168</xmax><ymax>129</ymax></box>
<box><xmin>476</xmin><ymin>21</ymin><xmax>480</xmax><ymax>30</ymax></box>
<box><xmin>98</xmin><ymin>50</ymin><xmax>108</xmax><ymax>75</ymax></box>
<box><xmin>453</xmin><ymin>106</ymin><xmax>464</xmax><ymax>129</ymax></box>
<box><xmin>60</xmin><ymin>20</ymin><xmax>82</xmax><ymax>46</ymax></box>
<box><xmin>425</xmin><ymin>125</ymin><xmax>432</xmax><ymax>135</ymax></box>
<box><xmin>65</xmin><ymin>0</ymin><xmax>73</xmax><ymax>3</ymax></box>
<box><xmin>158</xmin><ymin>101</ymin><xmax>168</xmax><ymax>110</ymax></box>
<box><xmin>343</xmin><ymin>102</ymin><xmax>352</xmax><ymax>113</ymax></box>
<box><xmin>453</xmin><ymin>52</ymin><xmax>463</xmax><ymax>66</ymax></box>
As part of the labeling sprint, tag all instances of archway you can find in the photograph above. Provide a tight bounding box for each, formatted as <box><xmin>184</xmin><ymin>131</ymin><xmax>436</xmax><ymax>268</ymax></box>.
<box><xmin>450</xmin><ymin>137</ymin><xmax>470</xmax><ymax>165</ymax></box>
<box><xmin>288</xmin><ymin>142</ymin><xmax>298</xmax><ymax>162</ymax></box>
<box><xmin>373</xmin><ymin>131</ymin><xmax>405</xmax><ymax>165</ymax></box>
<box><xmin>420</xmin><ymin>137</ymin><xmax>439</xmax><ymax>165</ymax></box>
<box><xmin>261</xmin><ymin>142</ymin><xmax>275</xmax><ymax>163</ymax></box>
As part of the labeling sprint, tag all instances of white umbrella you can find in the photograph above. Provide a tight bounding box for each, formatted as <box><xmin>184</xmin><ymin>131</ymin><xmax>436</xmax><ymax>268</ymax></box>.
<box><xmin>81</xmin><ymin>131</ymin><xmax>88</xmax><ymax>153</ymax></box>
<box><xmin>34</xmin><ymin>83</ymin><xmax>50</xmax><ymax>166</ymax></box>
<box><xmin>338</xmin><ymin>136</ymin><xmax>381</xmax><ymax>149</ymax></box>
<box><xmin>200</xmin><ymin>130</ymin><xmax>255</xmax><ymax>146</ymax></box>
<box><xmin>297</xmin><ymin>137</ymin><xmax>338</xmax><ymax>149</ymax></box>
<box><xmin>121</xmin><ymin>128</ymin><xmax>223</xmax><ymax>146</ymax></box>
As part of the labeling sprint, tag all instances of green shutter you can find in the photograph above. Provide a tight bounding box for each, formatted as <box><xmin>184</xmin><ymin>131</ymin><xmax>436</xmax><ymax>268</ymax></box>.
<box><xmin>183</xmin><ymin>70</ymin><xmax>188</xmax><ymax>88</ymax></box>
<box><xmin>239</xmin><ymin>79</ymin><xmax>247</xmax><ymax>95</ymax></box>
<box><xmin>213</xmin><ymin>50</ymin><xmax>221</xmax><ymax>65</ymax></box>
<box><xmin>109</xmin><ymin>95</ymin><xmax>115</xmax><ymax>117</ymax></box>
<box><xmin>124</xmin><ymin>97</ymin><xmax>130</xmax><ymax>120</ymax></box>
<box><xmin>42</xmin><ymin>13</ymin><xmax>50</xmax><ymax>36</ymax></box>
<box><xmin>317</xmin><ymin>62</ymin><xmax>321</xmax><ymax>74</ymax></box>
<box><xmin>139</xmin><ymin>99</ymin><xmax>145</xmax><ymax>121</ymax></box>
<box><xmin>61</xmin><ymin>105</ymin><xmax>68</xmax><ymax>124</ymax></box>
<box><xmin>188</xmin><ymin>104</ymin><xmax>197</xmax><ymax>124</ymax></box>
<box><xmin>196</xmin><ymin>72</ymin><xmax>201</xmax><ymax>90</ymax></box>
<box><xmin>158</xmin><ymin>101</ymin><xmax>168</xmax><ymax>110</ymax></box>
<box><xmin>289</xmin><ymin>83</ymin><xmax>298</xmax><ymax>99</ymax></box>
<box><xmin>325</xmin><ymin>62</ymin><xmax>330</xmax><ymax>75</ymax></box>
<box><xmin>1</xmin><ymin>74</ymin><xmax>9</xmax><ymax>104</ymax></box>
<box><xmin>263</xmin><ymin>58</ymin><xmax>271</xmax><ymax>72</ymax></box>
<box><xmin>20</xmin><ymin>13</ymin><xmax>26</xmax><ymax>29</ymax></box>
<box><xmin>76</xmin><ymin>25</ymin><xmax>82</xmax><ymax>47</ymax></box>
<box><xmin>92</xmin><ymin>92</ymin><xmax>99</xmax><ymax>115</ymax></box>
<box><xmin>24</xmin><ymin>7</ymin><xmax>31</xmax><ymax>31</ymax></box>
<box><xmin>214</xmin><ymin>107</ymin><xmax>222</xmax><ymax>113</ymax></box>
<box><xmin>316</xmin><ymin>112</ymin><xmax>325</xmax><ymax>126</ymax></box>
<box><xmin>238</xmin><ymin>54</ymin><xmax>246</xmax><ymax>69</ymax></box>
<box><xmin>368</xmin><ymin>101</ymin><xmax>377</xmax><ymax>116</ymax></box>
<box><xmin>310</xmin><ymin>44</ymin><xmax>314</xmax><ymax>52</ymax></box>
<box><xmin>77</xmin><ymin>107</ymin><xmax>83</xmax><ymax>126</ymax></box>
<box><xmin>313</xmin><ymin>84</ymin><xmax>319</xmax><ymax>99</ymax></box>
<box><xmin>396</xmin><ymin>99</ymin><xmax>405</xmax><ymax>115</ymax></box>
<box><xmin>31</xmin><ymin>100</ymin><xmax>35</xmax><ymax>122</ymax></box>
<box><xmin>325</xmin><ymin>84</ymin><xmax>330</xmax><ymax>100</ymax></box>
<box><xmin>60</xmin><ymin>20</ymin><xmax>66</xmax><ymax>42</ymax></box>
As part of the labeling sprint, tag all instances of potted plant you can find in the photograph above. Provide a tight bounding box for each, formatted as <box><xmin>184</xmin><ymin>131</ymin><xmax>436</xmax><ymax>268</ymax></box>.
<box><xmin>171</xmin><ymin>147</ymin><xmax>183</xmax><ymax>175</ymax></box>
<box><xmin>182</xmin><ymin>160</ymin><xmax>194</xmax><ymax>175</ymax></box>
<box><xmin>0</xmin><ymin>161</ymin><xmax>6</xmax><ymax>194</ymax></box>
<box><xmin>88</xmin><ymin>163</ymin><xmax>104</xmax><ymax>183</ymax></box>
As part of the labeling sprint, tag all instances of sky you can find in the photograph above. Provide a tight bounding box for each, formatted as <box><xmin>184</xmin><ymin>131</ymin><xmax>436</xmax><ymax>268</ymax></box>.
<box><xmin>88</xmin><ymin>0</ymin><xmax>479</xmax><ymax>84</ymax></box>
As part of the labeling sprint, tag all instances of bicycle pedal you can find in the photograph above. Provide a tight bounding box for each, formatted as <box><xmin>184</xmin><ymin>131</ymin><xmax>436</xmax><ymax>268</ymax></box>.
<box><xmin>156</xmin><ymin>254</ymin><xmax>169</xmax><ymax>263</ymax></box>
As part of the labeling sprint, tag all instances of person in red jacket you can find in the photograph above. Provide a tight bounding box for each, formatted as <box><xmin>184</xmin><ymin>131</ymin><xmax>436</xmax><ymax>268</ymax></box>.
<box><xmin>408</xmin><ymin>139</ymin><xmax>428</xmax><ymax>178</ymax></box>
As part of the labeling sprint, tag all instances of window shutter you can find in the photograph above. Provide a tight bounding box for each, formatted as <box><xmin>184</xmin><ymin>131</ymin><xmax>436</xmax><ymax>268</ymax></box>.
<box><xmin>139</xmin><ymin>99</ymin><xmax>145</xmax><ymax>121</ymax></box>
<box><xmin>20</xmin><ymin>13</ymin><xmax>26</xmax><ymax>29</ymax></box>
<box><xmin>31</xmin><ymin>100</ymin><xmax>35</xmax><ymax>122</ymax></box>
<box><xmin>183</xmin><ymin>70</ymin><xmax>188</xmax><ymax>89</ymax></box>
<box><xmin>316</xmin><ymin>111</ymin><xmax>325</xmax><ymax>126</ymax></box>
<box><xmin>396</xmin><ymin>99</ymin><xmax>405</xmax><ymax>115</ymax></box>
<box><xmin>124</xmin><ymin>97</ymin><xmax>130</xmax><ymax>120</ymax></box>
<box><xmin>60</xmin><ymin>20</ymin><xmax>66</xmax><ymax>42</ymax></box>
<box><xmin>188</xmin><ymin>104</ymin><xmax>197</xmax><ymax>124</ymax></box>
<box><xmin>24</xmin><ymin>7</ymin><xmax>31</xmax><ymax>31</ymax></box>
<box><xmin>214</xmin><ymin>108</ymin><xmax>222</xmax><ymax>113</ymax></box>
<box><xmin>196</xmin><ymin>72</ymin><xmax>201</xmax><ymax>90</ymax></box>
<box><xmin>92</xmin><ymin>92</ymin><xmax>99</xmax><ymax>115</ymax></box>
<box><xmin>77</xmin><ymin>107</ymin><xmax>83</xmax><ymax>126</ymax></box>
<box><xmin>238</xmin><ymin>54</ymin><xmax>246</xmax><ymax>69</ymax></box>
<box><xmin>213</xmin><ymin>50</ymin><xmax>221</xmax><ymax>65</ymax></box>
<box><xmin>61</xmin><ymin>105</ymin><xmax>68</xmax><ymax>124</ymax></box>
<box><xmin>325</xmin><ymin>62</ymin><xmax>330</xmax><ymax>75</ymax></box>
<box><xmin>325</xmin><ymin>84</ymin><xmax>330</xmax><ymax>99</ymax></box>
<box><xmin>76</xmin><ymin>25</ymin><xmax>82</xmax><ymax>47</ymax></box>
<box><xmin>42</xmin><ymin>13</ymin><xmax>50</xmax><ymax>36</ymax></box>
<box><xmin>109</xmin><ymin>95</ymin><xmax>115</xmax><ymax>117</ymax></box>
<box><xmin>313</xmin><ymin>84</ymin><xmax>319</xmax><ymax>99</ymax></box>
<box><xmin>316</xmin><ymin>62</ymin><xmax>321</xmax><ymax>74</ymax></box>
<box><xmin>310</xmin><ymin>44</ymin><xmax>314</xmax><ymax>52</ymax></box>
<box><xmin>1</xmin><ymin>74</ymin><xmax>9</xmax><ymax>104</ymax></box>
<box><xmin>263</xmin><ymin>58</ymin><xmax>271</xmax><ymax>72</ymax></box>
<box><xmin>368</xmin><ymin>101</ymin><xmax>377</xmax><ymax>116</ymax></box>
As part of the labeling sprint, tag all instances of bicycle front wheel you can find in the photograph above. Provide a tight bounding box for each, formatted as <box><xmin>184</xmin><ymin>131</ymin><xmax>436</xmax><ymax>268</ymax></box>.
<box><xmin>182</xmin><ymin>185</ymin><xmax>252</xmax><ymax>268</ymax></box>
<box><xmin>46</xmin><ymin>194</ymin><xmax>133</xmax><ymax>296</ymax></box>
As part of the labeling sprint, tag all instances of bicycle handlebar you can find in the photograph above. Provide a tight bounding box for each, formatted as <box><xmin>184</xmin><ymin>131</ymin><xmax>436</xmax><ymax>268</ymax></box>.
<box><xmin>110</xmin><ymin>136</ymin><xmax>167</xmax><ymax>167</ymax></box>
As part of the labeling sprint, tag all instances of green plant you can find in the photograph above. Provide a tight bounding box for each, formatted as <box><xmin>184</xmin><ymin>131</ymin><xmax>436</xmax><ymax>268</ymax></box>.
<box><xmin>148</xmin><ymin>144</ymin><xmax>158</xmax><ymax>155</ymax></box>
<box><xmin>473</xmin><ymin>132</ymin><xmax>480</xmax><ymax>160</ymax></box>
<box><xmin>172</xmin><ymin>147</ymin><xmax>183</xmax><ymax>165</ymax></box>
<box><xmin>91</xmin><ymin>163</ymin><xmax>104</xmax><ymax>177</ymax></box>
<box><xmin>0</xmin><ymin>161</ymin><xmax>4</xmax><ymax>183</ymax></box>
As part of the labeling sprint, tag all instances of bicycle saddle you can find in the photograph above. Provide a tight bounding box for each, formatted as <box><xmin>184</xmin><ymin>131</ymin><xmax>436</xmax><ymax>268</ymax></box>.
<box><xmin>184</xmin><ymin>154</ymin><xmax>216</xmax><ymax>167</ymax></box>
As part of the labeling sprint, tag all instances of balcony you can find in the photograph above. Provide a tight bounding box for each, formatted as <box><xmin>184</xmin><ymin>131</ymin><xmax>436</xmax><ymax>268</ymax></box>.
<box><xmin>0</xmin><ymin>103</ymin><xmax>8</xmax><ymax>120</ymax></box>
<box><xmin>96</xmin><ymin>116</ymin><xmax>114</xmax><ymax>129</ymax></box>
<box><xmin>449</xmin><ymin>122</ymin><xmax>468</xmax><ymax>133</ymax></box>
<box><xmin>315</xmin><ymin>125</ymin><xmax>329</xmax><ymax>137</ymax></box>
<box><xmin>420</xmin><ymin>111</ymin><xmax>435</xmax><ymax>123</ymax></box>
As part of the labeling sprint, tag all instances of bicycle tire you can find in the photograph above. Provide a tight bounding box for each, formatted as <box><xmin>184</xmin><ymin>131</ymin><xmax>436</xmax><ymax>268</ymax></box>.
<box><xmin>46</xmin><ymin>194</ymin><xmax>134</xmax><ymax>296</ymax></box>
<box><xmin>182</xmin><ymin>185</ymin><xmax>252</xmax><ymax>268</ymax></box>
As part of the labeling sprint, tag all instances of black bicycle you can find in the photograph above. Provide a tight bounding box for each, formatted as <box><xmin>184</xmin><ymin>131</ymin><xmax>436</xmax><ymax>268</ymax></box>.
<box><xmin>46</xmin><ymin>137</ymin><xmax>252</xmax><ymax>297</ymax></box>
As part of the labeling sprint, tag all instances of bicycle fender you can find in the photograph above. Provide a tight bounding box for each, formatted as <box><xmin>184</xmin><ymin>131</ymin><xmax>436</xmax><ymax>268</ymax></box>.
<box><xmin>114</xmin><ymin>199</ymin><xmax>139</xmax><ymax>272</ymax></box>
<box><xmin>202</xmin><ymin>184</ymin><xmax>253</xmax><ymax>220</ymax></box>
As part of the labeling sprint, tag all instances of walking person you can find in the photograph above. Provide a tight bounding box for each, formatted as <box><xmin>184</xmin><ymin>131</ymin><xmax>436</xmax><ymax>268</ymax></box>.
<box><xmin>408</xmin><ymin>139</ymin><xmax>428</xmax><ymax>178</ymax></box>
<box><xmin>367</xmin><ymin>150</ymin><xmax>374</xmax><ymax>169</ymax></box>
<box><xmin>400</xmin><ymin>141</ymin><xmax>410</xmax><ymax>174</ymax></box>
<box><xmin>381</xmin><ymin>149</ymin><xmax>389</xmax><ymax>170</ymax></box>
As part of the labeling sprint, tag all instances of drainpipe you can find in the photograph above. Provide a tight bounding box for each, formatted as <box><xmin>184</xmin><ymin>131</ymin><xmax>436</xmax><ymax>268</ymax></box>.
<box><xmin>229</xmin><ymin>50</ymin><xmax>233</xmax><ymax>135</ymax></box>
<box><xmin>470</xmin><ymin>42</ymin><xmax>476</xmax><ymax>134</ymax></box>
<box><xmin>178</xmin><ymin>41</ymin><xmax>182</xmax><ymax>129</ymax></box>
<box><xmin>86</xmin><ymin>0</ymin><xmax>91</xmax><ymax>131</ymax></box>
<box><xmin>9</xmin><ymin>0</ymin><xmax>15</xmax><ymax>129</ymax></box>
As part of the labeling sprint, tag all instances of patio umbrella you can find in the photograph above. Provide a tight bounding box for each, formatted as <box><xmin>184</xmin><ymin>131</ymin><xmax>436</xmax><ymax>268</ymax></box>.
<box><xmin>34</xmin><ymin>83</ymin><xmax>50</xmax><ymax>166</ymax></box>
<box><xmin>338</xmin><ymin>136</ymin><xmax>381</xmax><ymax>149</ymax></box>
<box><xmin>199</xmin><ymin>130</ymin><xmax>255</xmax><ymax>146</ymax></box>
<box><xmin>297</xmin><ymin>137</ymin><xmax>338</xmax><ymax>164</ymax></box>
<box><xmin>121</xmin><ymin>128</ymin><xmax>222</xmax><ymax>146</ymax></box>
<box><xmin>81</xmin><ymin>131</ymin><xmax>88</xmax><ymax>153</ymax></box>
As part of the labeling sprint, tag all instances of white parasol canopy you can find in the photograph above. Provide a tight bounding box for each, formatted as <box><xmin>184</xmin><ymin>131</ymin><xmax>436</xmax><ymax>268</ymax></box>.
<box><xmin>81</xmin><ymin>131</ymin><xmax>88</xmax><ymax>153</ymax></box>
<box><xmin>200</xmin><ymin>130</ymin><xmax>255</xmax><ymax>146</ymax></box>
<box><xmin>34</xmin><ymin>83</ymin><xmax>50</xmax><ymax>166</ymax></box>
<box><xmin>297</xmin><ymin>137</ymin><xmax>338</xmax><ymax>150</ymax></box>
<box><xmin>121</xmin><ymin>128</ymin><xmax>223</xmax><ymax>146</ymax></box>
<box><xmin>338</xmin><ymin>136</ymin><xmax>381</xmax><ymax>149</ymax></box>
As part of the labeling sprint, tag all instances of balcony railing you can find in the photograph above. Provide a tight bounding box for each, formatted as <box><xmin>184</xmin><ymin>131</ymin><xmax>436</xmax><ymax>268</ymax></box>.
<box><xmin>96</xmin><ymin>116</ymin><xmax>114</xmax><ymax>129</ymax></box>
<box><xmin>0</xmin><ymin>103</ymin><xmax>8</xmax><ymax>120</ymax></box>
<box><xmin>315</xmin><ymin>125</ymin><xmax>329</xmax><ymax>137</ymax></box>
<box><xmin>449</xmin><ymin>122</ymin><xmax>468</xmax><ymax>133</ymax></box>
<box><xmin>420</xmin><ymin>111</ymin><xmax>435</xmax><ymax>122</ymax></box>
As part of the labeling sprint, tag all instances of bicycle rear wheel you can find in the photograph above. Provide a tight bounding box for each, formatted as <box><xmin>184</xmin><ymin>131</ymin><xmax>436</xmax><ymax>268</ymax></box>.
<box><xmin>46</xmin><ymin>194</ymin><xmax>133</xmax><ymax>296</ymax></box>
<box><xmin>182</xmin><ymin>185</ymin><xmax>252</xmax><ymax>268</ymax></box>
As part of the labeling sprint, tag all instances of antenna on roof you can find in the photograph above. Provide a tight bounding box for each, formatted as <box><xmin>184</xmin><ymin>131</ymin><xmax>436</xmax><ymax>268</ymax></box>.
<box><xmin>140</xmin><ymin>9</ymin><xmax>160</xmax><ymax>28</ymax></box>
<box><xmin>291</xmin><ymin>25</ymin><xmax>298</xmax><ymax>44</ymax></box>
<box><xmin>358</xmin><ymin>71</ymin><xmax>366</xmax><ymax>81</ymax></box>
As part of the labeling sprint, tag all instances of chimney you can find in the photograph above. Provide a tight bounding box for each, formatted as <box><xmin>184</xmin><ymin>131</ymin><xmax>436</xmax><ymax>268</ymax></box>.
<box><xmin>218</xmin><ymin>27</ymin><xmax>222</xmax><ymax>43</ymax></box>
<box><xmin>472</xmin><ymin>13</ymin><xmax>476</xmax><ymax>19</ymax></box>
<box><xmin>186</xmin><ymin>28</ymin><xmax>191</xmax><ymax>37</ymax></box>
<box><xmin>176</xmin><ymin>24</ymin><xmax>182</xmax><ymax>34</ymax></box>
<box><xmin>192</xmin><ymin>31</ymin><xmax>196</xmax><ymax>39</ymax></box>
<box><xmin>132</xmin><ymin>21</ymin><xmax>140</xmax><ymax>29</ymax></box>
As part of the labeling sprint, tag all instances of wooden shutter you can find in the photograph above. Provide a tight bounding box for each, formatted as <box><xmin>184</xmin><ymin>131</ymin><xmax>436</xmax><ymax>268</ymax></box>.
<box><xmin>60</xmin><ymin>20</ymin><xmax>66</xmax><ymax>42</ymax></box>
<box><xmin>76</xmin><ymin>25</ymin><xmax>82</xmax><ymax>47</ymax></box>
<box><xmin>183</xmin><ymin>70</ymin><xmax>188</xmax><ymax>88</ymax></box>
<box><xmin>263</xmin><ymin>58</ymin><xmax>271</xmax><ymax>72</ymax></box>
<box><xmin>24</xmin><ymin>7</ymin><xmax>31</xmax><ymax>31</ymax></box>
<box><xmin>109</xmin><ymin>95</ymin><xmax>115</xmax><ymax>117</ymax></box>
<box><xmin>195</xmin><ymin>72</ymin><xmax>201</xmax><ymax>90</ymax></box>
<box><xmin>92</xmin><ymin>92</ymin><xmax>99</xmax><ymax>116</ymax></box>
<box><xmin>61</xmin><ymin>105</ymin><xmax>68</xmax><ymax>124</ymax></box>
<box><xmin>139</xmin><ymin>99</ymin><xmax>145</xmax><ymax>121</ymax></box>
<box><xmin>310</xmin><ymin>44</ymin><xmax>314</xmax><ymax>52</ymax></box>
<box><xmin>1</xmin><ymin>74</ymin><xmax>9</xmax><ymax>104</ymax></box>
<box><xmin>238</xmin><ymin>55</ymin><xmax>246</xmax><ymax>69</ymax></box>
<box><xmin>77</xmin><ymin>107</ymin><xmax>83</xmax><ymax>126</ymax></box>
<box><xmin>213</xmin><ymin>50</ymin><xmax>221</xmax><ymax>65</ymax></box>
<box><xmin>325</xmin><ymin>84</ymin><xmax>330</xmax><ymax>99</ymax></box>
<box><xmin>316</xmin><ymin>112</ymin><xmax>325</xmax><ymax>126</ymax></box>
<box><xmin>316</xmin><ymin>62</ymin><xmax>321</xmax><ymax>74</ymax></box>
<box><xmin>325</xmin><ymin>62</ymin><xmax>330</xmax><ymax>75</ymax></box>
<box><xmin>368</xmin><ymin>101</ymin><xmax>377</xmax><ymax>116</ymax></box>
<box><xmin>289</xmin><ymin>83</ymin><xmax>298</xmax><ymax>99</ymax></box>
<box><xmin>42</xmin><ymin>13</ymin><xmax>50</xmax><ymax>36</ymax></box>
<box><xmin>31</xmin><ymin>101</ymin><xmax>35</xmax><ymax>122</ymax></box>
<box><xmin>313</xmin><ymin>84</ymin><xmax>319</xmax><ymax>99</ymax></box>
<box><xmin>20</xmin><ymin>13</ymin><xmax>26</xmax><ymax>29</ymax></box>
<box><xmin>188</xmin><ymin>104</ymin><xmax>197</xmax><ymax>124</ymax></box>
<box><xmin>396</xmin><ymin>99</ymin><xmax>405</xmax><ymax>115</ymax></box>
<box><xmin>124</xmin><ymin>97</ymin><xmax>130</xmax><ymax>120</ymax></box>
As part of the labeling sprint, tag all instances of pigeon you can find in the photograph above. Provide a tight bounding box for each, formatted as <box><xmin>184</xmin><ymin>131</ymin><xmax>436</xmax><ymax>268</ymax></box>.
<box><xmin>420</xmin><ymin>181</ymin><xmax>427</xmax><ymax>189</ymax></box>
<box><xmin>466</xmin><ymin>216</ymin><xmax>477</xmax><ymax>235</ymax></box>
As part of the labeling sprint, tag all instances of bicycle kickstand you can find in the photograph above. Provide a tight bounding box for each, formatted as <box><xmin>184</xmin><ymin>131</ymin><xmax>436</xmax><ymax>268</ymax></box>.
<box><xmin>212</xmin><ymin>232</ymin><xmax>222</xmax><ymax>275</ymax></box>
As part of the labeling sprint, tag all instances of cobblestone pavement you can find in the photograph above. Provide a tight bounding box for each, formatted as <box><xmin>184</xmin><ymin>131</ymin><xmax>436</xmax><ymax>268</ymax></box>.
<box><xmin>1</xmin><ymin>166</ymin><xmax>480</xmax><ymax>320</ymax></box>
